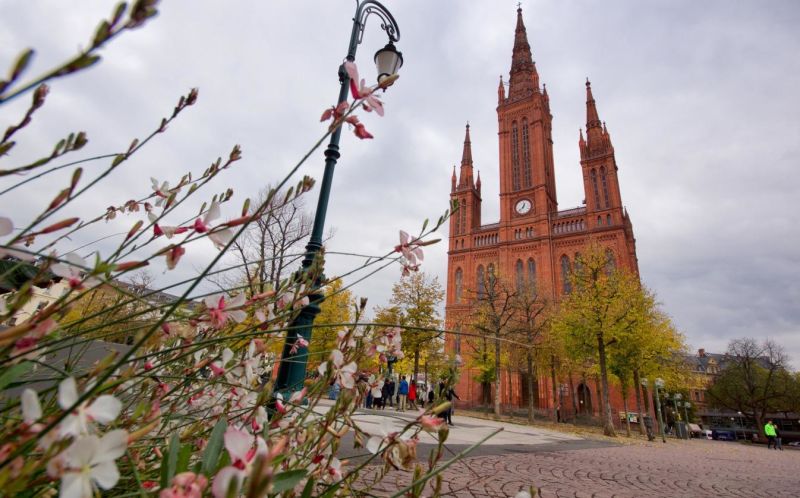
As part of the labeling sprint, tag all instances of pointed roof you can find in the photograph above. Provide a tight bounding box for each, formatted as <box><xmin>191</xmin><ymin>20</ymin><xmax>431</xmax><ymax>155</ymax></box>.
<box><xmin>461</xmin><ymin>123</ymin><xmax>473</xmax><ymax>166</ymax></box>
<box><xmin>508</xmin><ymin>7</ymin><xmax>539</xmax><ymax>99</ymax></box>
<box><xmin>585</xmin><ymin>78</ymin><xmax>601</xmax><ymax>129</ymax></box>
<box><xmin>458</xmin><ymin>123</ymin><xmax>475</xmax><ymax>189</ymax></box>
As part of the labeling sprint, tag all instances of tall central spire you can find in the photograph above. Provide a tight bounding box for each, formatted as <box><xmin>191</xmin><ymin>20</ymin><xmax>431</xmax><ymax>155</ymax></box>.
<box><xmin>508</xmin><ymin>7</ymin><xmax>540</xmax><ymax>100</ymax></box>
<box><xmin>458</xmin><ymin>123</ymin><xmax>474</xmax><ymax>189</ymax></box>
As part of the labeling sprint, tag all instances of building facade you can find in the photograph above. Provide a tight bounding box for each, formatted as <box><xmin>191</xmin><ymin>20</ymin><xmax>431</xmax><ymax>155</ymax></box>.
<box><xmin>445</xmin><ymin>8</ymin><xmax>639</xmax><ymax>412</ymax></box>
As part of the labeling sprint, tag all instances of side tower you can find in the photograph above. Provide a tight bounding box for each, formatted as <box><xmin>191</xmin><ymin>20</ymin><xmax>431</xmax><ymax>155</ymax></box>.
<box><xmin>578</xmin><ymin>80</ymin><xmax>639</xmax><ymax>274</ymax></box>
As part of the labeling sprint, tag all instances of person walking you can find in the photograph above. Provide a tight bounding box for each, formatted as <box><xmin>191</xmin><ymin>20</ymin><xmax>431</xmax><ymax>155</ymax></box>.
<box><xmin>427</xmin><ymin>385</ymin><xmax>435</xmax><ymax>407</ymax></box>
<box><xmin>384</xmin><ymin>378</ymin><xmax>395</xmax><ymax>408</ymax></box>
<box><xmin>764</xmin><ymin>420</ymin><xmax>777</xmax><ymax>449</ymax></box>
<box><xmin>774</xmin><ymin>424</ymin><xmax>783</xmax><ymax>451</ymax></box>
<box><xmin>408</xmin><ymin>378</ymin><xmax>417</xmax><ymax>410</ymax></box>
<box><xmin>438</xmin><ymin>381</ymin><xmax>460</xmax><ymax>426</ymax></box>
<box><xmin>397</xmin><ymin>375</ymin><xmax>409</xmax><ymax>412</ymax></box>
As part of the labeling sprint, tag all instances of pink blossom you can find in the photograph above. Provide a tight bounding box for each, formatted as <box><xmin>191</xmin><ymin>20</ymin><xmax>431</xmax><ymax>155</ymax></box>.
<box><xmin>418</xmin><ymin>414</ymin><xmax>445</xmax><ymax>432</ymax></box>
<box><xmin>203</xmin><ymin>294</ymin><xmax>247</xmax><ymax>329</ymax></box>
<box><xmin>0</xmin><ymin>216</ymin><xmax>12</xmax><ymax>236</ymax></box>
<box><xmin>57</xmin><ymin>377</ymin><xmax>122</xmax><ymax>437</ymax></box>
<box><xmin>51</xmin><ymin>253</ymin><xmax>101</xmax><ymax>290</ymax></box>
<box><xmin>211</xmin><ymin>427</ymin><xmax>267</xmax><ymax>498</ymax></box>
<box><xmin>58</xmin><ymin>430</ymin><xmax>128</xmax><ymax>498</ymax></box>
<box><xmin>394</xmin><ymin>230</ymin><xmax>424</xmax><ymax>266</ymax></box>
<box><xmin>288</xmin><ymin>334</ymin><xmax>309</xmax><ymax>354</ymax></box>
<box><xmin>317</xmin><ymin>349</ymin><xmax>357</xmax><ymax>390</ymax></box>
<box><xmin>160</xmin><ymin>472</ymin><xmax>208</xmax><ymax>498</ymax></box>
<box><xmin>193</xmin><ymin>201</ymin><xmax>234</xmax><ymax>249</ymax></box>
<box><xmin>344</xmin><ymin>61</ymin><xmax>384</xmax><ymax>116</ymax></box>
<box><xmin>163</xmin><ymin>245</ymin><xmax>186</xmax><ymax>270</ymax></box>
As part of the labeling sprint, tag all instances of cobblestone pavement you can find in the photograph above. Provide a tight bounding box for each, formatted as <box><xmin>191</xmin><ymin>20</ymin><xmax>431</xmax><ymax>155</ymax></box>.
<box><xmin>363</xmin><ymin>440</ymin><xmax>799</xmax><ymax>497</ymax></box>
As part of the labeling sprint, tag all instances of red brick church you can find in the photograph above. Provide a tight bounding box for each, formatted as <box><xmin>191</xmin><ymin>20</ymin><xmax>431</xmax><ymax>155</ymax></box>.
<box><xmin>445</xmin><ymin>8</ymin><xmax>640</xmax><ymax>415</ymax></box>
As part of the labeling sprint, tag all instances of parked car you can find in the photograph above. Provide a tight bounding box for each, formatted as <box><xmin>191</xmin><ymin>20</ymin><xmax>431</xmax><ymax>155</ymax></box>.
<box><xmin>712</xmin><ymin>429</ymin><xmax>736</xmax><ymax>441</ymax></box>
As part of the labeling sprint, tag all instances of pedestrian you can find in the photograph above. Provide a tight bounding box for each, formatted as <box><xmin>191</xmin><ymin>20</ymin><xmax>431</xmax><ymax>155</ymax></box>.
<box><xmin>365</xmin><ymin>389</ymin><xmax>373</xmax><ymax>409</ymax></box>
<box><xmin>397</xmin><ymin>375</ymin><xmax>409</xmax><ymax>412</ymax></box>
<box><xmin>381</xmin><ymin>379</ymin><xmax>392</xmax><ymax>410</ymax></box>
<box><xmin>764</xmin><ymin>420</ymin><xmax>777</xmax><ymax>449</ymax></box>
<box><xmin>439</xmin><ymin>381</ymin><xmax>460</xmax><ymax>426</ymax></box>
<box><xmin>427</xmin><ymin>385</ymin><xmax>435</xmax><ymax>407</ymax></box>
<box><xmin>372</xmin><ymin>384</ymin><xmax>382</xmax><ymax>409</ymax></box>
<box><xmin>774</xmin><ymin>424</ymin><xmax>783</xmax><ymax>451</ymax></box>
<box><xmin>408</xmin><ymin>378</ymin><xmax>417</xmax><ymax>410</ymax></box>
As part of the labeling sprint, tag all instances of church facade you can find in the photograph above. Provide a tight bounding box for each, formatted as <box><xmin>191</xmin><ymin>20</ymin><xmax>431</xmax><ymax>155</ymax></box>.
<box><xmin>444</xmin><ymin>8</ymin><xmax>640</xmax><ymax>414</ymax></box>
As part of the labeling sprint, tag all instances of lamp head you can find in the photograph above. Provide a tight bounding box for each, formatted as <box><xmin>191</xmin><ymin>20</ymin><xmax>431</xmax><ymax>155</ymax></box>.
<box><xmin>655</xmin><ymin>378</ymin><xmax>665</xmax><ymax>388</ymax></box>
<box><xmin>374</xmin><ymin>42</ymin><xmax>403</xmax><ymax>86</ymax></box>
<box><xmin>640</xmin><ymin>377</ymin><xmax>648</xmax><ymax>387</ymax></box>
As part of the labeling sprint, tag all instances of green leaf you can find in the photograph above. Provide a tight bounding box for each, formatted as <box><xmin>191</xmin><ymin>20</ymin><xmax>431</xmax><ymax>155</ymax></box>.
<box><xmin>200</xmin><ymin>419</ymin><xmax>227</xmax><ymax>476</ymax></box>
<box><xmin>176</xmin><ymin>443</ymin><xmax>192</xmax><ymax>474</ymax></box>
<box><xmin>160</xmin><ymin>432</ymin><xmax>180</xmax><ymax>488</ymax></box>
<box><xmin>300</xmin><ymin>477</ymin><xmax>316</xmax><ymax>498</ymax></box>
<box><xmin>0</xmin><ymin>362</ymin><xmax>32</xmax><ymax>390</ymax></box>
<box><xmin>111</xmin><ymin>154</ymin><xmax>125</xmax><ymax>167</ymax></box>
<box><xmin>272</xmin><ymin>470</ymin><xmax>308</xmax><ymax>493</ymax></box>
<box><xmin>421</xmin><ymin>218</ymin><xmax>429</xmax><ymax>232</ymax></box>
<box><xmin>11</xmin><ymin>49</ymin><xmax>35</xmax><ymax>80</ymax></box>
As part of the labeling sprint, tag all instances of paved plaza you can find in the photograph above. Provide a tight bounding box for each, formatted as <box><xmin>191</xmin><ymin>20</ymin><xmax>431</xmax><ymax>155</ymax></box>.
<box><xmin>320</xmin><ymin>402</ymin><xmax>800</xmax><ymax>497</ymax></box>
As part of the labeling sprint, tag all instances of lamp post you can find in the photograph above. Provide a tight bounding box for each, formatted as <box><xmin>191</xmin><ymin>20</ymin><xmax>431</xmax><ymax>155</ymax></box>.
<box><xmin>654</xmin><ymin>378</ymin><xmax>666</xmax><ymax>443</ymax></box>
<box><xmin>274</xmin><ymin>1</ymin><xmax>402</xmax><ymax>396</ymax></box>
<box><xmin>683</xmin><ymin>401</ymin><xmax>691</xmax><ymax>435</ymax></box>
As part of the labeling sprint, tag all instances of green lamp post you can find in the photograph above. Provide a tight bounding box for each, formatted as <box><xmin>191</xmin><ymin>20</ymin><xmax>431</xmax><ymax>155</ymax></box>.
<box><xmin>273</xmin><ymin>1</ymin><xmax>403</xmax><ymax>396</ymax></box>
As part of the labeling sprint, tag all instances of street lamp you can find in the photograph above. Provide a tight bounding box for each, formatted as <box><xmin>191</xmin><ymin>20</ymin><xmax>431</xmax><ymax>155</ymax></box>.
<box><xmin>274</xmin><ymin>1</ymin><xmax>402</xmax><ymax>396</ymax></box>
<box><xmin>654</xmin><ymin>378</ymin><xmax>667</xmax><ymax>443</ymax></box>
<box><xmin>683</xmin><ymin>401</ymin><xmax>691</xmax><ymax>432</ymax></box>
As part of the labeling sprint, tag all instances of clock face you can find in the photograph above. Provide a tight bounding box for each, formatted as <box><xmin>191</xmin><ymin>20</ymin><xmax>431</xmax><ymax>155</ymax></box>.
<box><xmin>515</xmin><ymin>199</ymin><xmax>532</xmax><ymax>215</ymax></box>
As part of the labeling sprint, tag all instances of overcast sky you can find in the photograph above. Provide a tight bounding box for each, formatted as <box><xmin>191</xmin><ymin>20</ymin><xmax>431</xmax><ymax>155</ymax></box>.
<box><xmin>2</xmin><ymin>1</ymin><xmax>799</xmax><ymax>365</ymax></box>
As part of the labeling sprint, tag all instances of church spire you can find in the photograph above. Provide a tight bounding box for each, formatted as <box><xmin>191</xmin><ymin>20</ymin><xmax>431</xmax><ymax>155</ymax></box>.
<box><xmin>458</xmin><ymin>123</ymin><xmax>474</xmax><ymax>189</ymax></box>
<box><xmin>585</xmin><ymin>78</ymin><xmax>601</xmax><ymax>130</ymax></box>
<box><xmin>451</xmin><ymin>164</ymin><xmax>457</xmax><ymax>192</ymax></box>
<box><xmin>498</xmin><ymin>75</ymin><xmax>505</xmax><ymax>104</ymax></box>
<box><xmin>508</xmin><ymin>6</ymin><xmax>539</xmax><ymax>99</ymax></box>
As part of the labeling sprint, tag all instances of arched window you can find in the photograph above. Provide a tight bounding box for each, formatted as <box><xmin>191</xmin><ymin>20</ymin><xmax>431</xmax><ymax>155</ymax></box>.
<box><xmin>605</xmin><ymin>249</ymin><xmax>616</xmax><ymax>274</ymax></box>
<box><xmin>597</xmin><ymin>216</ymin><xmax>602</xmax><ymax>226</ymax></box>
<box><xmin>487</xmin><ymin>263</ymin><xmax>496</xmax><ymax>289</ymax></box>
<box><xmin>574</xmin><ymin>252</ymin><xmax>583</xmax><ymax>275</ymax></box>
<box><xmin>560</xmin><ymin>255</ymin><xmax>572</xmax><ymax>294</ymax></box>
<box><xmin>515</xmin><ymin>259</ymin><xmax>524</xmax><ymax>292</ymax></box>
<box><xmin>511</xmin><ymin>121</ymin><xmax>520</xmax><ymax>191</ymax></box>
<box><xmin>477</xmin><ymin>265</ymin><xmax>485</xmax><ymax>299</ymax></box>
<box><xmin>522</xmin><ymin>118</ymin><xmax>532</xmax><ymax>188</ymax></box>
<box><xmin>606</xmin><ymin>214</ymin><xmax>612</xmax><ymax>226</ymax></box>
<box><xmin>460</xmin><ymin>199</ymin><xmax>467</xmax><ymax>234</ymax></box>
<box><xmin>454</xmin><ymin>203</ymin><xmax>461</xmax><ymax>235</ymax></box>
<box><xmin>527</xmin><ymin>258</ymin><xmax>537</xmax><ymax>291</ymax></box>
<box><xmin>600</xmin><ymin>166</ymin><xmax>610</xmax><ymax>208</ymax></box>
<box><xmin>455</xmin><ymin>268</ymin><xmax>463</xmax><ymax>303</ymax></box>
<box><xmin>590</xmin><ymin>169</ymin><xmax>600</xmax><ymax>209</ymax></box>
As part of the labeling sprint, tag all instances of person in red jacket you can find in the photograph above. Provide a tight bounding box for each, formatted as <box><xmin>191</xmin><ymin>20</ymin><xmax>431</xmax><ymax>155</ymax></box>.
<box><xmin>408</xmin><ymin>378</ymin><xmax>417</xmax><ymax>409</ymax></box>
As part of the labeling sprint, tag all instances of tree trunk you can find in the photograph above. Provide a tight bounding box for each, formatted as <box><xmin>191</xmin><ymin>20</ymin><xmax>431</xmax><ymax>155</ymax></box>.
<box><xmin>413</xmin><ymin>346</ymin><xmax>420</xmax><ymax>383</ymax></box>
<box><xmin>597</xmin><ymin>333</ymin><xmax>617</xmax><ymax>437</ymax></box>
<box><xmin>494</xmin><ymin>332</ymin><xmax>502</xmax><ymax>417</ymax></box>
<box><xmin>633</xmin><ymin>370</ymin><xmax>646</xmax><ymax>435</ymax></box>
<box><xmin>550</xmin><ymin>354</ymin><xmax>558</xmax><ymax>422</ymax></box>
<box><xmin>594</xmin><ymin>376</ymin><xmax>603</xmax><ymax>417</ymax></box>
<box><xmin>568</xmin><ymin>373</ymin><xmax>577</xmax><ymax>418</ymax></box>
<box><xmin>526</xmin><ymin>348</ymin><xmax>535</xmax><ymax>423</ymax></box>
<box><xmin>622</xmin><ymin>390</ymin><xmax>631</xmax><ymax>437</ymax></box>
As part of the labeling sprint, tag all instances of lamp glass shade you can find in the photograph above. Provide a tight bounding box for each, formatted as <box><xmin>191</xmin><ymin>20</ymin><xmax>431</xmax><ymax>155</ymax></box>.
<box><xmin>675</xmin><ymin>393</ymin><xmax>682</xmax><ymax>400</ymax></box>
<box><xmin>655</xmin><ymin>378</ymin><xmax>665</xmax><ymax>388</ymax></box>
<box><xmin>374</xmin><ymin>42</ymin><xmax>403</xmax><ymax>83</ymax></box>
<box><xmin>640</xmin><ymin>378</ymin><xmax>648</xmax><ymax>386</ymax></box>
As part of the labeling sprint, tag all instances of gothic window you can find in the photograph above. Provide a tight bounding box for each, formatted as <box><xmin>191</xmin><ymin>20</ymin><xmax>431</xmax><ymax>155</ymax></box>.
<box><xmin>515</xmin><ymin>259</ymin><xmax>524</xmax><ymax>292</ymax></box>
<box><xmin>600</xmin><ymin>166</ymin><xmax>610</xmax><ymax>208</ymax></box>
<box><xmin>560</xmin><ymin>255</ymin><xmax>572</xmax><ymax>294</ymax></box>
<box><xmin>605</xmin><ymin>249</ymin><xmax>616</xmax><ymax>273</ymax></box>
<box><xmin>455</xmin><ymin>268</ymin><xmax>463</xmax><ymax>303</ymax></box>
<box><xmin>527</xmin><ymin>258</ymin><xmax>537</xmax><ymax>291</ymax></box>
<box><xmin>591</xmin><ymin>169</ymin><xmax>600</xmax><ymax>209</ymax></box>
<box><xmin>522</xmin><ymin>119</ymin><xmax>532</xmax><ymax>188</ymax></box>
<box><xmin>477</xmin><ymin>265</ymin><xmax>485</xmax><ymax>299</ymax></box>
<box><xmin>574</xmin><ymin>252</ymin><xmax>583</xmax><ymax>277</ymax></box>
<box><xmin>460</xmin><ymin>199</ymin><xmax>467</xmax><ymax>234</ymax></box>
<box><xmin>455</xmin><ymin>329</ymin><xmax>462</xmax><ymax>355</ymax></box>
<box><xmin>487</xmin><ymin>263</ymin><xmax>496</xmax><ymax>289</ymax></box>
<box><xmin>454</xmin><ymin>202</ymin><xmax>461</xmax><ymax>235</ymax></box>
<box><xmin>597</xmin><ymin>216</ymin><xmax>602</xmax><ymax>226</ymax></box>
<box><xmin>511</xmin><ymin>121</ymin><xmax>521</xmax><ymax>191</ymax></box>
<box><xmin>606</xmin><ymin>214</ymin><xmax>612</xmax><ymax>226</ymax></box>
